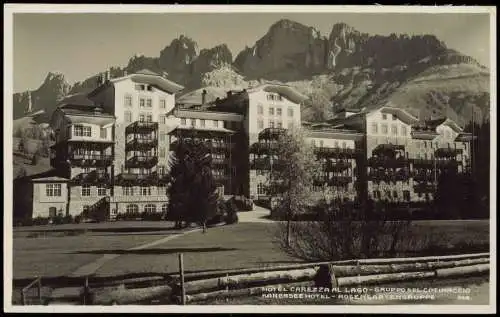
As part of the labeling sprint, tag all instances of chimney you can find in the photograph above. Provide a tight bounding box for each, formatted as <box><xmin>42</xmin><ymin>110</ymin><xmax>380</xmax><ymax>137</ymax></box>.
<box><xmin>26</xmin><ymin>91</ymin><xmax>32</xmax><ymax>114</ymax></box>
<box><xmin>202</xmin><ymin>89</ymin><xmax>207</xmax><ymax>105</ymax></box>
<box><xmin>123</xmin><ymin>70</ymin><xmax>128</xmax><ymax>76</ymax></box>
<box><xmin>97</xmin><ymin>73</ymin><xmax>103</xmax><ymax>86</ymax></box>
<box><xmin>106</xmin><ymin>69</ymin><xmax>111</xmax><ymax>81</ymax></box>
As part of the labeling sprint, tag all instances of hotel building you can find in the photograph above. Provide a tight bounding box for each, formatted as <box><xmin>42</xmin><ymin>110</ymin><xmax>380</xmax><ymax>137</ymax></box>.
<box><xmin>26</xmin><ymin>69</ymin><xmax>473</xmax><ymax>219</ymax></box>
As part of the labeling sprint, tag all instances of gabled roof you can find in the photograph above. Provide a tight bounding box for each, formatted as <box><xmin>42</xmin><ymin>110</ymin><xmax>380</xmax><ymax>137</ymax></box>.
<box><xmin>89</xmin><ymin>68</ymin><xmax>185</xmax><ymax>96</ymax></box>
<box><xmin>247</xmin><ymin>84</ymin><xmax>309</xmax><ymax>104</ymax></box>
<box><xmin>177</xmin><ymin>87</ymin><xmax>227</xmax><ymax>106</ymax></box>
<box><xmin>58</xmin><ymin>93</ymin><xmax>96</xmax><ymax>108</ymax></box>
<box><xmin>378</xmin><ymin>107</ymin><xmax>420</xmax><ymax>125</ymax></box>
<box><xmin>424</xmin><ymin>117</ymin><xmax>463</xmax><ymax>133</ymax></box>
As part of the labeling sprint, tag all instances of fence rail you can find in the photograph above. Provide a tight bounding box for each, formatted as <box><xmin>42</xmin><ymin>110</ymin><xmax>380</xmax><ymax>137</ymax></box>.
<box><xmin>20</xmin><ymin>276</ymin><xmax>42</xmax><ymax>305</ymax></box>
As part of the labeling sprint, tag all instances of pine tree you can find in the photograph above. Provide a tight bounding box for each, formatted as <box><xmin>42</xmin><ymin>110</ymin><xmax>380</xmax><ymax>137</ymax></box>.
<box><xmin>167</xmin><ymin>137</ymin><xmax>218</xmax><ymax>231</ymax></box>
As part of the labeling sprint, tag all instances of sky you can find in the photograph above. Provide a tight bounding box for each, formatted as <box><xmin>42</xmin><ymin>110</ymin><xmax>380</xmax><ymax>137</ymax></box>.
<box><xmin>12</xmin><ymin>11</ymin><xmax>491</xmax><ymax>93</ymax></box>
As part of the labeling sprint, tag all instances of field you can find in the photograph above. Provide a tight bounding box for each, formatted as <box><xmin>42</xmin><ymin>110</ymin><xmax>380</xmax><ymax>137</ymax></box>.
<box><xmin>12</xmin><ymin>220</ymin><xmax>489</xmax><ymax>282</ymax></box>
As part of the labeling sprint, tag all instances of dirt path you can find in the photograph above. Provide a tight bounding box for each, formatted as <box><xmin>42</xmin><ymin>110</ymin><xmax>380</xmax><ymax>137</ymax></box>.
<box><xmin>69</xmin><ymin>228</ymin><xmax>202</xmax><ymax>277</ymax></box>
<box><xmin>237</xmin><ymin>205</ymin><xmax>273</xmax><ymax>223</ymax></box>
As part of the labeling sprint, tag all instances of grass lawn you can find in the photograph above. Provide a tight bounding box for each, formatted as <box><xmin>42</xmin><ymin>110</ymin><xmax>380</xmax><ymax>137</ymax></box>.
<box><xmin>12</xmin><ymin>220</ymin><xmax>490</xmax><ymax>281</ymax></box>
<box><xmin>95</xmin><ymin>220</ymin><xmax>489</xmax><ymax>278</ymax></box>
<box><xmin>12</xmin><ymin>221</ymin><xmax>185</xmax><ymax>280</ymax></box>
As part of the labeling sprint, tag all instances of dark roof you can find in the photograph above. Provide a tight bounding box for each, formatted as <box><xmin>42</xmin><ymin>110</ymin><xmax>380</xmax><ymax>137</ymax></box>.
<box><xmin>58</xmin><ymin>93</ymin><xmax>96</xmax><ymax>108</ymax></box>
<box><xmin>135</xmin><ymin>68</ymin><xmax>160</xmax><ymax>76</ymax></box>
<box><xmin>177</xmin><ymin>87</ymin><xmax>227</xmax><ymax>106</ymax></box>
<box><xmin>14</xmin><ymin>169</ymin><xmax>64</xmax><ymax>183</ymax></box>
<box><xmin>423</xmin><ymin>118</ymin><xmax>447</xmax><ymax>129</ymax></box>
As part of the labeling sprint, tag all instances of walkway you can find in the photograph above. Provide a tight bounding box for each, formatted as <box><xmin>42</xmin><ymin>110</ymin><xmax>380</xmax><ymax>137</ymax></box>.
<box><xmin>69</xmin><ymin>228</ymin><xmax>202</xmax><ymax>277</ymax></box>
<box><xmin>237</xmin><ymin>204</ymin><xmax>273</xmax><ymax>223</ymax></box>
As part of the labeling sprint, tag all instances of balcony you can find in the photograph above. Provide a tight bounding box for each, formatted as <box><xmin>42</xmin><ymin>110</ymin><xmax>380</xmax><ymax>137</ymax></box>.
<box><xmin>126</xmin><ymin>137</ymin><xmax>158</xmax><ymax>151</ymax></box>
<box><xmin>314</xmin><ymin>147</ymin><xmax>357</xmax><ymax>159</ymax></box>
<box><xmin>211</xmin><ymin>156</ymin><xmax>228</xmax><ymax>166</ymax></box>
<box><xmin>125</xmin><ymin>155</ymin><xmax>158</xmax><ymax>169</ymax></box>
<box><xmin>435</xmin><ymin>148</ymin><xmax>462</xmax><ymax>158</ymax></box>
<box><xmin>435</xmin><ymin>159</ymin><xmax>460</xmax><ymax>169</ymax></box>
<box><xmin>372</xmin><ymin>144</ymin><xmax>405</xmax><ymax>157</ymax></box>
<box><xmin>249</xmin><ymin>142</ymin><xmax>279</xmax><ymax>155</ymax></box>
<box><xmin>412</xmin><ymin>172</ymin><xmax>434</xmax><ymax>183</ymax></box>
<box><xmin>69</xmin><ymin>153</ymin><xmax>113</xmax><ymax>167</ymax></box>
<box><xmin>207</xmin><ymin>142</ymin><xmax>232</xmax><ymax>153</ymax></box>
<box><xmin>410</xmin><ymin>158</ymin><xmax>435</xmax><ymax>168</ymax></box>
<box><xmin>368</xmin><ymin>169</ymin><xmax>411</xmax><ymax>183</ymax></box>
<box><xmin>324</xmin><ymin>160</ymin><xmax>350</xmax><ymax>172</ymax></box>
<box><xmin>258</xmin><ymin>128</ymin><xmax>286</xmax><ymax>141</ymax></box>
<box><xmin>367</xmin><ymin>156</ymin><xmax>409</xmax><ymax>168</ymax></box>
<box><xmin>115</xmin><ymin>172</ymin><xmax>160</xmax><ymax>186</ymax></box>
<box><xmin>328</xmin><ymin>175</ymin><xmax>352</xmax><ymax>187</ymax></box>
<box><xmin>72</xmin><ymin>170</ymin><xmax>111</xmax><ymax>185</ymax></box>
<box><xmin>413</xmin><ymin>183</ymin><xmax>436</xmax><ymax>194</ymax></box>
<box><xmin>125</xmin><ymin>121</ymin><xmax>159</xmax><ymax>134</ymax></box>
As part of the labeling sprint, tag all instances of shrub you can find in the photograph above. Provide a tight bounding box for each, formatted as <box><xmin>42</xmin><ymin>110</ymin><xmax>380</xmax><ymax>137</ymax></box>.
<box><xmin>31</xmin><ymin>153</ymin><xmax>39</xmax><ymax>165</ymax></box>
<box><xmin>225</xmin><ymin>211</ymin><xmax>239</xmax><ymax>225</ymax></box>
<box><xmin>32</xmin><ymin>217</ymin><xmax>50</xmax><ymax>226</ymax></box>
<box><xmin>229</xmin><ymin>196</ymin><xmax>254</xmax><ymax>211</ymax></box>
<box><xmin>141</xmin><ymin>211</ymin><xmax>163</xmax><ymax>221</ymax></box>
<box><xmin>224</xmin><ymin>199</ymin><xmax>239</xmax><ymax>224</ymax></box>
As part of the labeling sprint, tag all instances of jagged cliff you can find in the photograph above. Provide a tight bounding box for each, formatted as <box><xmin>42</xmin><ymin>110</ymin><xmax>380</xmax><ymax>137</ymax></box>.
<box><xmin>13</xmin><ymin>19</ymin><xmax>490</xmax><ymax>127</ymax></box>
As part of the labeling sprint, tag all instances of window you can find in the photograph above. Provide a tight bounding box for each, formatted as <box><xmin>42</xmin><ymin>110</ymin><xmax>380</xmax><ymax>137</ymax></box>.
<box><xmin>146</xmin><ymin>98</ymin><xmax>152</xmax><ymax>108</ymax></box>
<box><xmin>288</xmin><ymin>121</ymin><xmax>293</xmax><ymax>129</ymax></box>
<box><xmin>140</xmin><ymin>186</ymin><xmax>151</xmax><ymax>196</ymax></box>
<box><xmin>147</xmin><ymin>85</ymin><xmax>153</xmax><ymax>92</ymax></box>
<box><xmin>46</xmin><ymin>184</ymin><xmax>62</xmax><ymax>197</ymax></box>
<box><xmin>276</xmin><ymin>108</ymin><xmax>282</xmax><ymax>116</ymax></box>
<box><xmin>191</xmin><ymin>119</ymin><xmax>196</xmax><ymax>127</ymax></box>
<box><xmin>161</xmin><ymin>204</ymin><xmax>168</xmax><ymax>214</ymax></box>
<box><xmin>123</xmin><ymin>186</ymin><xmax>134</xmax><ymax>196</ymax></box>
<box><xmin>257</xmin><ymin>183</ymin><xmax>266</xmax><ymax>195</ymax></box>
<box><xmin>393</xmin><ymin>190</ymin><xmax>398</xmax><ymax>199</ymax></box>
<box><xmin>159</xmin><ymin>147</ymin><xmax>166</xmax><ymax>157</ymax></box>
<box><xmin>159</xmin><ymin>115</ymin><xmax>166</xmax><ymax>125</ymax></box>
<box><xmin>158</xmin><ymin>186</ymin><xmax>167</xmax><ymax>195</ymax></box>
<box><xmin>371</xmin><ymin>123</ymin><xmax>378</xmax><ymax>134</ymax></box>
<box><xmin>392</xmin><ymin>114</ymin><xmax>397</xmax><ymax>120</ymax></box>
<box><xmin>288</xmin><ymin>107</ymin><xmax>294</xmax><ymax>117</ymax></box>
<box><xmin>100</xmin><ymin>128</ymin><xmax>107</xmax><ymax>139</ymax></box>
<box><xmin>311</xmin><ymin>140</ymin><xmax>316</xmax><ymax>147</ymax></box>
<box><xmin>401</xmin><ymin>126</ymin><xmax>407</xmax><ymax>136</ymax></box>
<box><xmin>403</xmin><ymin>190</ymin><xmax>410</xmax><ymax>201</ymax></box>
<box><xmin>200</xmin><ymin>119</ymin><xmax>205</xmax><ymax>127</ymax></box>
<box><xmin>258</xmin><ymin>104</ymin><xmax>263</xmax><ymax>115</ymax></box>
<box><xmin>269</xmin><ymin>120</ymin><xmax>275</xmax><ymax>128</ymax></box>
<box><xmin>277</xmin><ymin>121</ymin><xmax>283</xmax><ymax>129</ymax></box>
<box><xmin>82</xmin><ymin>185</ymin><xmax>91</xmax><ymax>196</ymax></box>
<box><xmin>74</xmin><ymin>125</ymin><xmax>91</xmax><ymax>137</ymax></box>
<box><xmin>136</xmin><ymin>84</ymin><xmax>145</xmax><ymax>91</ymax></box>
<box><xmin>258</xmin><ymin>119</ymin><xmax>264</xmax><ymax>129</ymax></box>
<box><xmin>334</xmin><ymin>141</ymin><xmax>339</xmax><ymax>148</ymax></box>
<box><xmin>125</xmin><ymin>95</ymin><xmax>133</xmax><ymax>107</ymax></box>
<box><xmin>139</xmin><ymin>114</ymin><xmax>145</xmax><ymax>122</ymax></box>
<box><xmin>140</xmin><ymin>98</ymin><xmax>145</xmax><ymax>108</ymax></box>
<box><xmin>391</xmin><ymin>124</ymin><xmax>398</xmax><ymax>136</ymax></box>
<box><xmin>160</xmin><ymin>99</ymin><xmax>166</xmax><ymax>109</ymax></box>
<box><xmin>125</xmin><ymin>111</ymin><xmax>132</xmax><ymax>123</ymax></box>
<box><xmin>381</xmin><ymin>124</ymin><xmax>388</xmax><ymax>135</ymax></box>
<box><xmin>181</xmin><ymin>118</ymin><xmax>186</xmax><ymax>125</ymax></box>
<box><xmin>319</xmin><ymin>140</ymin><xmax>324</xmax><ymax>147</ymax></box>
<box><xmin>342</xmin><ymin>142</ymin><xmax>347</xmax><ymax>148</ymax></box>
<box><xmin>213</xmin><ymin>120</ymin><xmax>219</xmax><ymax>128</ymax></box>
<box><xmin>146</xmin><ymin>114</ymin><xmax>153</xmax><ymax>122</ymax></box>
<box><xmin>269</xmin><ymin>107</ymin><xmax>274</xmax><ymax>116</ymax></box>
<box><xmin>382</xmin><ymin>114</ymin><xmax>387</xmax><ymax>120</ymax></box>
<box><xmin>97</xmin><ymin>185</ymin><xmax>106</xmax><ymax>196</ymax></box>
<box><xmin>126</xmin><ymin>204</ymin><xmax>139</xmax><ymax>213</ymax></box>
<box><xmin>83</xmin><ymin>167</ymin><xmax>91</xmax><ymax>174</ymax></box>
<box><xmin>144</xmin><ymin>204</ymin><xmax>156</xmax><ymax>213</ymax></box>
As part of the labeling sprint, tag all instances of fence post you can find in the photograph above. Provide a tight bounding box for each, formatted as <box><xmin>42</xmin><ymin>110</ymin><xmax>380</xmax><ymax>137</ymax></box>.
<box><xmin>179</xmin><ymin>253</ymin><xmax>185</xmax><ymax>305</ymax></box>
<box><xmin>37</xmin><ymin>277</ymin><xmax>42</xmax><ymax>304</ymax></box>
<box><xmin>83</xmin><ymin>276</ymin><xmax>89</xmax><ymax>305</ymax></box>
<box><xmin>21</xmin><ymin>289</ymin><xmax>26</xmax><ymax>306</ymax></box>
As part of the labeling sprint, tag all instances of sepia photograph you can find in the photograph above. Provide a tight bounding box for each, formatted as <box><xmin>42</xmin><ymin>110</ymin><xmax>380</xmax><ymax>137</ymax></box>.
<box><xmin>3</xmin><ymin>4</ymin><xmax>496</xmax><ymax>314</ymax></box>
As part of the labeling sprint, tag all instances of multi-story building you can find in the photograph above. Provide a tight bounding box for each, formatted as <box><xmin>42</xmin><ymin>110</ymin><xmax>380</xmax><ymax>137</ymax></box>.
<box><xmin>27</xmin><ymin>69</ymin><xmax>474</xmax><ymax>220</ymax></box>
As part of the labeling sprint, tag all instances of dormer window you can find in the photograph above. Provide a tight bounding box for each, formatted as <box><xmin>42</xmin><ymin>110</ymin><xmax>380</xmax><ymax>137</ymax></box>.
<box><xmin>392</xmin><ymin>114</ymin><xmax>397</xmax><ymax>120</ymax></box>
<box><xmin>147</xmin><ymin>85</ymin><xmax>153</xmax><ymax>92</ymax></box>
<box><xmin>382</xmin><ymin>114</ymin><xmax>388</xmax><ymax>120</ymax></box>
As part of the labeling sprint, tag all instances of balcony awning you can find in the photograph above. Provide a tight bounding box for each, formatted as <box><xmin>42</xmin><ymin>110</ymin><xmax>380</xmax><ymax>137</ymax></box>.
<box><xmin>168</xmin><ymin>126</ymin><xmax>235</xmax><ymax>135</ymax></box>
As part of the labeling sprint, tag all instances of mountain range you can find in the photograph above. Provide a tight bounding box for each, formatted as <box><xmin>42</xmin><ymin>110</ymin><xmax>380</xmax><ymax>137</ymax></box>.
<box><xmin>12</xmin><ymin>19</ymin><xmax>490</xmax><ymax>128</ymax></box>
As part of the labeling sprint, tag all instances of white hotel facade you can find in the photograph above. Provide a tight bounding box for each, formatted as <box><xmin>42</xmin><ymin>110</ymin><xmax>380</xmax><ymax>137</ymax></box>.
<box><xmin>26</xmin><ymin>69</ymin><xmax>473</xmax><ymax>220</ymax></box>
